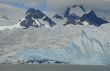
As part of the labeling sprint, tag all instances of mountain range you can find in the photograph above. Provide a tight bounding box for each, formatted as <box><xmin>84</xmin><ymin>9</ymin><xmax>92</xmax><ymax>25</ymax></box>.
<box><xmin>18</xmin><ymin>5</ymin><xmax>108</xmax><ymax>29</ymax></box>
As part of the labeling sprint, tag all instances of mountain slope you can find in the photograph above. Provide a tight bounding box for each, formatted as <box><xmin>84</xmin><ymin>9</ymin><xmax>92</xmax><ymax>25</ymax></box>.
<box><xmin>53</xmin><ymin>5</ymin><xmax>108</xmax><ymax>26</ymax></box>
<box><xmin>81</xmin><ymin>11</ymin><xmax>108</xmax><ymax>26</ymax></box>
<box><xmin>19</xmin><ymin>8</ymin><xmax>56</xmax><ymax>29</ymax></box>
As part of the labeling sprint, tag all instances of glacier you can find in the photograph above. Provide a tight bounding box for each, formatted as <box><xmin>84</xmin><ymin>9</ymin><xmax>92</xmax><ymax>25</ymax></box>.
<box><xmin>0</xmin><ymin>24</ymin><xmax>110</xmax><ymax>64</ymax></box>
<box><xmin>0</xmin><ymin>4</ymin><xmax>110</xmax><ymax>65</ymax></box>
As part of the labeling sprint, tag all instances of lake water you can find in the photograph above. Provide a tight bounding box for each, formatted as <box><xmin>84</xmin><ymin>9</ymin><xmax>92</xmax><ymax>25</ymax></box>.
<box><xmin>0</xmin><ymin>64</ymin><xmax>110</xmax><ymax>71</ymax></box>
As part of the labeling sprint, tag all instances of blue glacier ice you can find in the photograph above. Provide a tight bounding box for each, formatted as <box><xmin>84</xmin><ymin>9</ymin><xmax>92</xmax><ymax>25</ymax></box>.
<box><xmin>13</xmin><ymin>29</ymin><xmax>110</xmax><ymax>65</ymax></box>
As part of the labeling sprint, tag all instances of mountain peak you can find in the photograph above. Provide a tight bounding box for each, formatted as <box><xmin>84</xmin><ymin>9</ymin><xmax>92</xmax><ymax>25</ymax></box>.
<box><xmin>64</xmin><ymin>5</ymin><xmax>86</xmax><ymax>17</ymax></box>
<box><xmin>19</xmin><ymin>8</ymin><xmax>56</xmax><ymax>29</ymax></box>
<box><xmin>81</xmin><ymin>10</ymin><xmax>108</xmax><ymax>26</ymax></box>
<box><xmin>26</xmin><ymin>8</ymin><xmax>45</xmax><ymax>19</ymax></box>
<box><xmin>53</xmin><ymin>14</ymin><xmax>63</xmax><ymax>19</ymax></box>
<box><xmin>72</xmin><ymin>5</ymin><xmax>86</xmax><ymax>12</ymax></box>
<box><xmin>54</xmin><ymin>5</ymin><xmax>108</xmax><ymax>26</ymax></box>
<box><xmin>26</xmin><ymin>8</ymin><xmax>36</xmax><ymax>14</ymax></box>
<box><xmin>18</xmin><ymin>5</ymin><xmax>109</xmax><ymax>29</ymax></box>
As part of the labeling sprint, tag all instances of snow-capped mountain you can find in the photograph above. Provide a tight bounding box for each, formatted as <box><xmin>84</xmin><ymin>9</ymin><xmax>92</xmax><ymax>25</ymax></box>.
<box><xmin>19</xmin><ymin>8</ymin><xmax>56</xmax><ymax>29</ymax></box>
<box><xmin>16</xmin><ymin>5</ymin><xmax>108</xmax><ymax>29</ymax></box>
<box><xmin>64</xmin><ymin>5</ymin><xmax>86</xmax><ymax>17</ymax></box>
<box><xmin>81</xmin><ymin>11</ymin><xmax>108</xmax><ymax>26</ymax></box>
<box><xmin>53</xmin><ymin>5</ymin><xmax>108</xmax><ymax>26</ymax></box>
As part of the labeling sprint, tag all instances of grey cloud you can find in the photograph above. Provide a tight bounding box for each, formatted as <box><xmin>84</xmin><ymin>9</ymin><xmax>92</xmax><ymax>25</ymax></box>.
<box><xmin>0</xmin><ymin>0</ymin><xmax>110</xmax><ymax>11</ymax></box>
<box><xmin>0</xmin><ymin>0</ymin><xmax>46</xmax><ymax>7</ymax></box>
<box><xmin>47</xmin><ymin>0</ymin><xmax>110</xmax><ymax>11</ymax></box>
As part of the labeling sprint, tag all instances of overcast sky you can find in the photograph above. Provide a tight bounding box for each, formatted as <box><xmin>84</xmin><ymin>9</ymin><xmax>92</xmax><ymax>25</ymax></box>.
<box><xmin>0</xmin><ymin>0</ymin><xmax>110</xmax><ymax>11</ymax></box>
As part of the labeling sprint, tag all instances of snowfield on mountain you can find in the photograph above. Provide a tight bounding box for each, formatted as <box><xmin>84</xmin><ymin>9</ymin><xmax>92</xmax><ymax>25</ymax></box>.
<box><xmin>0</xmin><ymin>4</ymin><xmax>110</xmax><ymax>64</ymax></box>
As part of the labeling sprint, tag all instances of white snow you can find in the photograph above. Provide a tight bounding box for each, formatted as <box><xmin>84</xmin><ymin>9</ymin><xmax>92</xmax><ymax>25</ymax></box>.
<box><xmin>0</xmin><ymin>23</ymin><xmax>109</xmax><ymax>64</ymax></box>
<box><xmin>82</xmin><ymin>21</ymin><xmax>90</xmax><ymax>26</ymax></box>
<box><xmin>69</xmin><ymin>5</ymin><xmax>85</xmax><ymax>17</ymax></box>
<box><xmin>0</xmin><ymin>18</ymin><xmax>25</xmax><ymax>30</ymax></box>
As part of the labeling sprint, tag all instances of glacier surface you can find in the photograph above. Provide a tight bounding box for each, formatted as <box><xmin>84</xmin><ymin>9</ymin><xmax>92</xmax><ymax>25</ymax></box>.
<box><xmin>0</xmin><ymin>24</ymin><xmax>110</xmax><ymax>64</ymax></box>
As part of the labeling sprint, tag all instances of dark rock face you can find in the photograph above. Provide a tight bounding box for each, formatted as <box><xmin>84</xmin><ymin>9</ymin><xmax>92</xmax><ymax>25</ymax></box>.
<box><xmin>20</xmin><ymin>19</ymin><xmax>33</xmax><ymax>29</ymax></box>
<box><xmin>20</xmin><ymin>19</ymin><xmax>39</xmax><ymax>29</ymax></box>
<box><xmin>64</xmin><ymin>14</ymin><xmax>80</xmax><ymax>26</ymax></box>
<box><xmin>20</xmin><ymin>8</ymin><xmax>45</xmax><ymax>29</ymax></box>
<box><xmin>53</xmin><ymin>14</ymin><xmax>63</xmax><ymax>19</ymax></box>
<box><xmin>26</xmin><ymin>8</ymin><xmax>45</xmax><ymax>19</ymax></box>
<box><xmin>63</xmin><ymin>5</ymin><xmax>108</xmax><ymax>26</ymax></box>
<box><xmin>64</xmin><ymin>7</ymin><xmax>70</xmax><ymax>17</ymax></box>
<box><xmin>58</xmin><ymin>5</ymin><xmax>85</xmax><ymax>26</ymax></box>
<box><xmin>43</xmin><ymin>16</ymin><xmax>56</xmax><ymax>27</ymax></box>
<box><xmin>78</xmin><ymin>5</ymin><xmax>86</xmax><ymax>12</ymax></box>
<box><xmin>20</xmin><ymin>8</ymin><xmax>56</xmax><ymax>29</ymax></box>
<box><xmin>64</xmin><ymin>5</ymin><xmax>86</xmax><ymax>18</ymax></box>
<box><xmin>19</xmin><ymin>5</ymin><xmax>108</xmax><ymax>28</ymax></box>
<box><xmin>81</xmin><ymin>11</ymin><xmax>108</xmax><ymax>26</ymax></box>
